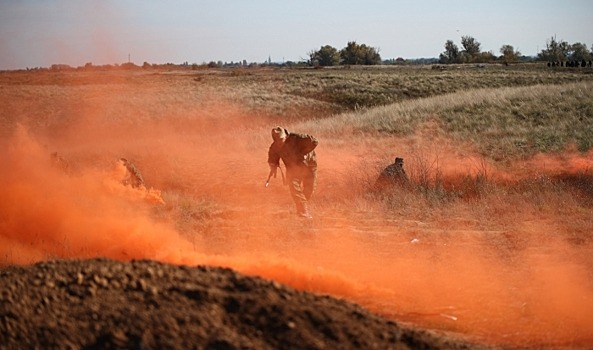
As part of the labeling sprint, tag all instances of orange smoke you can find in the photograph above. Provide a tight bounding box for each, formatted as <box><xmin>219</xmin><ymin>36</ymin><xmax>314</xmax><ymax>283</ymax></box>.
<box><xmin>2</xmin><ymin>113</ymin><xmax>593</xmax><ymax>349</ymax></box>
<box><xmin>0</xmin><ymin>125</ymin><xmax>190</xmax><ymax>264</ymax></box>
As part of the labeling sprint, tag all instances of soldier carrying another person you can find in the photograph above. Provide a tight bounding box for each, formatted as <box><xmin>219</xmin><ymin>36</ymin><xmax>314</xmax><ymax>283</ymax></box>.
<box><xmin>267</xmin><ymin>126</ymin><xmax>319</xmax><ymax>219</ymax></box>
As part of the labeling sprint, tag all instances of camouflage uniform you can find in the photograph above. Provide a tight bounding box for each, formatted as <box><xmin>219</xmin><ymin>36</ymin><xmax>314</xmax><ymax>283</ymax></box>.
<box><xmin>120</xmin><ymin>158</ymin><xmax>145</xmax><ymax>188</ymax></box>
<box><xmin>375</xmin><ymin>157</ymin><xmax>409</xmax><ymax>189</ymax></box>
<box><xmin>268</xmin><ymin>127</ymin><xmax>318</xmax><ymax>218</ymax></box>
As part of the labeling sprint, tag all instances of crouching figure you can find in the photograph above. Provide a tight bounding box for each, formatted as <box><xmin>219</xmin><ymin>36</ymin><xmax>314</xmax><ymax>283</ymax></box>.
<box><xmin>375</xmin><ymin>157</ymin><xmax>409</xmax><ymax>189</ymax></box>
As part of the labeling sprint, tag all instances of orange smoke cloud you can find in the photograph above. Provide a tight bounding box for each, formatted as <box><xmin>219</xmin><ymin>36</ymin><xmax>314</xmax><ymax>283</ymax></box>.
<box><xmin>0</xmin><ymin>125</ymin><xmax>191</xmax><ymax>264</ymax></box>
<box><xmin>2</xmin><ymin>115</ymin><xmax>593</xmax><ymax>349</ymax></box>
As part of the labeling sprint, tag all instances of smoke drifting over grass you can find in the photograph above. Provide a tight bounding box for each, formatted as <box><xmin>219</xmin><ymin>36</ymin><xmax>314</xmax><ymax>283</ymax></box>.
<box><xmin>3</xmin><ymin>120</ymin><xmax>593</xmax><ymax>348</ymax></box>
<box><xmin>1</xmin><ymin>75</ymin><xmax>593</xmax><ymax>348</ymax></box>
<box><xmin>1</xmin><ymin>126</ymin><xmax>184</xmax><ymax>263</ymax></box>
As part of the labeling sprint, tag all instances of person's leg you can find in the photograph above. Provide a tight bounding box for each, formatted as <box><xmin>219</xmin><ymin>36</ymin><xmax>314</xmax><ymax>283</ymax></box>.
<box><xmin>288</xmin><ymin>176</ymin><xmax>312</xmax><ymax>218</ymax></box>
<box><xmin>289</xmin><ymin>174</ymin><xmax>306</xmax><ymax>203</ymax></box>
<box><xmin>303</xmin><ymin>167</ymin><xmax>317</xmax><ymax>201</ymax></box>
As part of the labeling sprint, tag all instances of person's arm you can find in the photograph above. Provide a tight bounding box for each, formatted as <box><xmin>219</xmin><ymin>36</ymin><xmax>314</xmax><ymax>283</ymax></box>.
<box><xmin>267</xmin><ymin>144</ymin><xmax>280</xmax><ymax>176</ymax></box>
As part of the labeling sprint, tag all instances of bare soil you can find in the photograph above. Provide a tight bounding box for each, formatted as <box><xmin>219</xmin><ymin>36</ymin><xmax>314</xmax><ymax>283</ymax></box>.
<box><xmin>0</xmin><ymin>258</ymin><xmax>489</xmax><ymax>349</ymax></box>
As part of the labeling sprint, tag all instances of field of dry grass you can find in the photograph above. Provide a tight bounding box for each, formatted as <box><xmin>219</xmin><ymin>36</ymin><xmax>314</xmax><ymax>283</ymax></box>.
<box><xmin>1</xmin><ymin>64</ymin><xmax>593</xmax><ymax>348</ymax></box>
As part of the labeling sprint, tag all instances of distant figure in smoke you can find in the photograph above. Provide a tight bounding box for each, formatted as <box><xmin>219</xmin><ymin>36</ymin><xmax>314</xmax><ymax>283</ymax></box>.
<box><xmin>120</xmin><ymin>158</ymin><xmax>145</xmax><ymax>188</ymax></box>
<box><xmin>267</xmin><ymin>126</ymin><xmax>318</xmax><ymax>219</ymax></box>
<box><xmin>375</xmin><ymin>157</ymin><xmax>409</xmax><ymax>189</ymax></box>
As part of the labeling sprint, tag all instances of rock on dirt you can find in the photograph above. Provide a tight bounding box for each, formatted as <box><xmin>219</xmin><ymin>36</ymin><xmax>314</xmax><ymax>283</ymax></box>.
<box><xmin>0</xmin><ymin>258</ymin><xmax>491</xmax><ymax>349</ymax></box>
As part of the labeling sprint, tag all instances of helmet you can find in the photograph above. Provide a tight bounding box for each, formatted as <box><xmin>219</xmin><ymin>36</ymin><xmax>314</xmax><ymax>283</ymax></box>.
<box><xmin>271</xmin><ymin>126</ymin><xmax>287</xmax><ymax>141</ymax></box>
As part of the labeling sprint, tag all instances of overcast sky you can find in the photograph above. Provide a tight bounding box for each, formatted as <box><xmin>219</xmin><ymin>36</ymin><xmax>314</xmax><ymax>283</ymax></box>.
<box><xmin>1</xmin><ymin>0</ymin><xmax>592</xmax><ymax>70</ymax></box>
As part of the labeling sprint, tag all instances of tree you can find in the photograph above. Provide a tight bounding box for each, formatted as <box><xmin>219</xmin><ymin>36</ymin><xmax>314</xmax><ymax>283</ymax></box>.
<box><xmin>341</xmin><ymin>41</ymin><xmax>362</xmax><ymax>65</ymax></box>
<box><xmin>461</xmin><ymin>36</ymin><xmax>481</xmax><ymax>62</ymax></box>
<box><xmin>207</xmin><ymin>61</ymin><xmax>219</xmax><ymax>68</ymax></box>
<box><xmin>500</xmin><ymin>44</ymin><xmax>521</xmax><ymax>64</ymax></box>
<box><xmin>569</xmin><ymin>42</ymin><xmax>591</xmax><ymax>62</ymax></box>
<box><xmin>309</xmin><ymin>45</ymin><xmax>340</xmax><ymax>66</ymax></box>
<box><xmin>361</xmin><ymin>44</ymin><xmax>382</xmax><ymax>65</ymax></box>
<box><xmin>477</xmin><ymin>51</ymin><xmax>496</xmax><ymax>63</ymax></box>
<box><xmin>439</xmin><ymin>40</ymin><xmax>459</xmax><ymax>64</ymax></box>
<box><xmin>340</xmin><ymin>41</ymin><xmax>381</xmax><ymax>65</ymax></box>
<box><xmin>538</xmin><ymin>36</ymin><xmax>569</xmax><ymax>62</ymax></box>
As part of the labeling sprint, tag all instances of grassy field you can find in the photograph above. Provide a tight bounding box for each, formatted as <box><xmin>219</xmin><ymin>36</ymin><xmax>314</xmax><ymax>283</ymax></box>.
<box><xmin>309</xmin><ymin>80</ymin><xmax>593</xmax><ymax>158</ymax></box>
<box><xmin>1</xmin><ymin>64</ymin><xmax>593</xmax><ymax>347</ymax></box>
<box><xmin>1</xmin><ymin>63</ymin><xmax>592</xmax><ymax>244</ymax></box>
<box><xmin>2</xmin><ymin>63</ymin><xmax>592</xmax><ymax>234</ymax></box>
<box><xmin>3</xmin><ymin>64</ymin><xmax>593</xmax><ymax>150</ymax></box>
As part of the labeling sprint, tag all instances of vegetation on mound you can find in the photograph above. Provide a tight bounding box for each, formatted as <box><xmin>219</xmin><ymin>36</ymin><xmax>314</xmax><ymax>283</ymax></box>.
<box><xmin>212</xmin><ymin>65</ymin><xmax>593</xmax><ymax>111</ymax></box>
<box><xmin>305</xmin><ymin>81</ymin><xmax>593</xmax><ymax>160</ymax></box>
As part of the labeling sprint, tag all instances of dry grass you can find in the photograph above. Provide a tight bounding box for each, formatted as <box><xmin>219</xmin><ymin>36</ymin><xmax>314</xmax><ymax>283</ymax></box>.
<box><xmin>305</xmin><ymin>81</ymin><xmax>593</xmax><ymax>160</ymax></box>
<box><xmin>1</xmin><ymin>65</ymin><xmax>592</xmax><ymax>247</ymax></box>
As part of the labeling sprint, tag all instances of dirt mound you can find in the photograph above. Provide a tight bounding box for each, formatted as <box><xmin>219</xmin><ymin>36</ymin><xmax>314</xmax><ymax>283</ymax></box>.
<box><xmin>0</xmin><ymin>258</ymin><xmax>489</xmax><ymax>349</ymax></box>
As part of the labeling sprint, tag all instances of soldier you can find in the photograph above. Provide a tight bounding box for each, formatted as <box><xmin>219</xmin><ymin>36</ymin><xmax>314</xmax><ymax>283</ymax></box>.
<box><xmin>267</xmin><ymin>126</ymin><xmax>318</xmax><ymax>219</ymax></box>
<box><xmin>120</xmin><ymin>158</ymin><xmax>145</xmax><ymax>188</ymax></box>
<box><xmin>375</xmin><ymin>157</ymin><xmax>409</xmax><ymax>189</ymax></box>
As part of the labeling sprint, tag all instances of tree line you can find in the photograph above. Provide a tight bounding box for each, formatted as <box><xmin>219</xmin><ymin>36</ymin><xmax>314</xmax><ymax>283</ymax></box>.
<box><xmin>23</xmin><ymin>35</ymin><xmax>593</xmax><ymax>72</ymax></box>
<box><xmin>536</xmin><ymin>36</ymin><xmax>592</xmax><ymax>63</ymax></box>
<box><xmin>309</xmin><ymin>36</ymin><xmax>593</xmax><ymax>66</ymax></box>
<box><xmin>309</xmin><ymin>41</ymin><xmax>382</xmax><ymax>66</ymax></box>
<box><xmin>440</xmin><ymin>35</ymin><xmax>592</xmax><ymax>65</ymax></box>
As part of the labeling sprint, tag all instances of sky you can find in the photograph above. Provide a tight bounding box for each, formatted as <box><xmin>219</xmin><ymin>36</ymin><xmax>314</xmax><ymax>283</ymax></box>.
<box><xmin>1</xmin><ymin>0</ymin><xmax>592</xmax><ymax>70</ymax></box>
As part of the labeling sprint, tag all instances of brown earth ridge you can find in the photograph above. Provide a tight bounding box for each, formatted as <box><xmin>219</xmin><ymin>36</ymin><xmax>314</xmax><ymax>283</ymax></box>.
<box><xmin>0</xmin><ymin>258</ymin><xmax>490</xmax><ymax>349</ymax></box>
